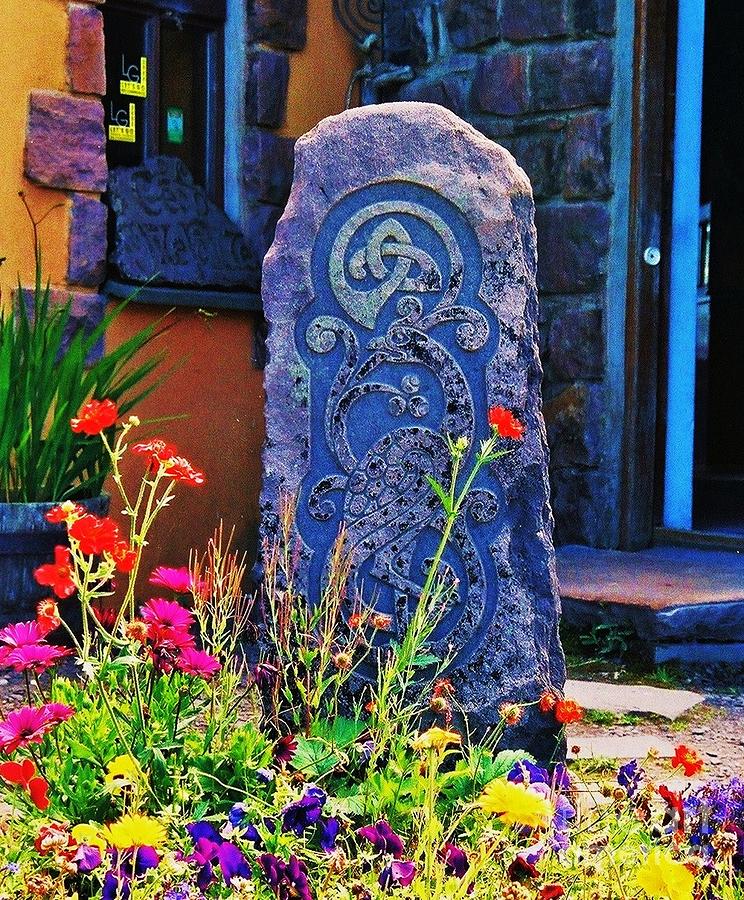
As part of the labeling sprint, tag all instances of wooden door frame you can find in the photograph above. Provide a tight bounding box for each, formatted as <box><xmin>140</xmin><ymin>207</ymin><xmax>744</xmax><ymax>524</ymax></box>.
<box><xmin>618</xmin><ymin>0</ymin><xmax>678</xmax><ymax>549</ymax></box>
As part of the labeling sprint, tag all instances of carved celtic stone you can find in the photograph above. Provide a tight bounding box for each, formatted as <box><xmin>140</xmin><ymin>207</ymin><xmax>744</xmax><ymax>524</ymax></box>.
<box><xmin>260</xmin><ymin>102</ymin><xmax>565</xmax><ymax>759</ymax></box>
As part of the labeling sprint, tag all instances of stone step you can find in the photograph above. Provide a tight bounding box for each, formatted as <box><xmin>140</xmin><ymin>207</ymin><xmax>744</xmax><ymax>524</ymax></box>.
<box><xmin>566</xmin><ymin>733</ymin><xmax>677</xmax><ymax>760</ymax></box>
<box><xmin>565</xmin><ymin>678</ymin><xmax>704</xmax><ymax>720</ymax></box>
<box><xmin>557</xmin><ymin>544</ymin><xmax>744</xmax><ymax>659</ymax></box>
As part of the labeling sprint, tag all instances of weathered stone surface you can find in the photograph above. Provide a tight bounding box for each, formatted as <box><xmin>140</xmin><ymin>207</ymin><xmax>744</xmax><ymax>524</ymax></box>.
<box><xmin>383</xmin><ymin>1</ymin><xmax>439</xmax><ymax>65</ymax></box>
<box><xmin>550</xmin><ymin>467</ymin><xmax>614</xmax><ymax>546</ymax></box>
<box><xmin>501</xmin><ymin>0</ymin><xmax>568</xmax><ymax>41</ymax></box>
<box><xmin>245</xmin><ymin>48</ymin><xmax>289</xmax><ymax>128</ymax></box>
<box><xmin>535</xmin><ymin>203</ymin><xmax>609</xmax><ymax>293</ymax></box>
<box><xmin>246</xmin><ymin>0</ymin><xmax>307</xmax><ymax>51</ymax></box>
<box><xmin>259</xmin><ymin>102</ymin><xmax>565</xmax><ymax>758</ymax></box>
<box><xmin>397</xmin><ymin>69</ymin><xmax>471</xmax><ymax>117</ymax></box>
<box><xmin>107</xmin><ymin>156</ymin><xmax>255</xmax><ymax>288</ymax></box>
<box><xmin>445</xmin><ymin>0</ymin><xmax>500</xmax><ymax>49</ymax></box>
<box><xmin>544</xmin><ymin>382</ymin><xmax>604</xmax><ymax>468</ymax></box>
<box><xmin>508</xmin><ymin>128</ymin><xmax>565</xmax><ymax>199</ymax></box>
<box><xmin>570</xmin><ymin>0</ymin><xmax>616</xmax><ymax>35</ymax></box>
<box><xmin>530</xmin><ymin>41</ymin><xmax>613</xmax><ymax>111</ymax></box>
<box><xmin>242</xmin><ymin>201</ymin><xmax>281</xmax><ymax>281</ymax></box>
<box><xmin>548</xmin><ymin>306</ymin><xmax>604</xmax><ymax>380</ymax></box>
<box><xmin>568</xmin><ymin>734</ymin><xmax>677</xmax><ymax>761</ymax></box>
<box><xmin>565</xmin><ymin>111</ymin><xmax>612</xmax><ymax>199</ymax></box>
<box><xmin>25</xmin><ymin>90</ymin><xmax>106</xmax><ymax>191</ymax></box>
<box><xmin>564</xmin><ymin>679</ymin><xmax>704</xmax><ymax>720</ymax></box>
<box><xmin>474</xmin><ymin>51</ymin><xmax>528</xmax><ymax>116</ymax></box>
<box><xmin>68</xmin><ymin>3</ymin><xmax>106</xmax><ymax>95</ymax></box>
<box><xmin>243</xmin><ymin>129</ymin><xmax>295</xmax><ymax>205</ymax></box>
<box><xmin>68</xmin><ymin>194</ymin><xmax>107</xmax><ymax>287</ymax></box>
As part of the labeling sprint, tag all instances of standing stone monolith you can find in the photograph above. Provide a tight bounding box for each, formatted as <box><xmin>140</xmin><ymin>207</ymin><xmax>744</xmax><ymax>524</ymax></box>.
<box><xmin>260</xmin><ymin>102</ymin><xmax>565</xmax><ymax>759</ymax></box>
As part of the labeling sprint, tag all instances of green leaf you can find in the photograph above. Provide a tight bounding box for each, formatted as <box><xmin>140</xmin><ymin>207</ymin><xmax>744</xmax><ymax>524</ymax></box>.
<box><xmin>425</xmin><ymin>475</ymin><xmax>453</xmax><ymax>515</ymax></box>
<box><xmin>292</xmin><ymin>736</ymin><xmax>341</xmax><ymax>777</ymax></box>
<box><xmin>311</xmin><ymin>716</ymin><xmax>366</xmax><ymax>748</ymax></box>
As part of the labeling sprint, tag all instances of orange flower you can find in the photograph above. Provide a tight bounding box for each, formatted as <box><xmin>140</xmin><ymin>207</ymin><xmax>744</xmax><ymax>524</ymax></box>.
<box><xmin>499</xmin><ymin>702</ymin><xmax>523</xmax><ymax>726</ymax></box>
<box><xmin>70</xmin><ymin>398</ymin><xmax>118</xmax><ymax>435</ymax></box>
<box><xmin>36</xmin><ymin>599</ymin><xmax>61</xmax><ymax>636</ymax></box>
<box><xmin>554</xmin><ymin>699</ymin><xmax>584</xmax><ymax>724</ymax></box>
<box><xmin>671</xmin><ymin>744</ymin><xmax>704</xmax><ymax>777</ymax></box>
<box><xmin>370</xmin><ymin>613</ymin><xmax>392</xmax><ymax>631</ymax></box>
<box><xmin>487</xmin><ymin>406</ymin><xmax>525</xmax><ymax>440</ymax></box>
<box><xmin>33</xmin><ymin>546</ymin><xmax>76</xmax><ymax>599</ymax></box>
<box><xmin>539</xmin><ymin>690</ymin><xmax>558</xmax><ymax>713</ymax></box>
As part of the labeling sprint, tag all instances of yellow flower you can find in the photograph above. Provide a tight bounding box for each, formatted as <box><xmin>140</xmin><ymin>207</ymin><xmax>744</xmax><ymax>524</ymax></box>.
<box><xmin>411</xmin><ymin>727</ymin><xmax>462</xmax><ymax>753</ymax></box>
<box><xmin>71</xmin><ymin>823</ymin><xmax>106</xmax><ymax>854</ymax></box>
<box><xmin>105</xmin><ymin>755</ymin><xmax>146</xmax><ymax>790</ymax></box>
<box><xmin>102</xmin><ymin>813</ymin><xmax>167</xmax><ymax>849</ymax></box>
<box><xmin>637</xmin><ymin>849</ymin><xmax>694</xmax><ymax>900</ymax></box>
<box><xmin>478</xmin><ymin>779</ymin><xmax>553</xmax><ymax>829</ymax></box>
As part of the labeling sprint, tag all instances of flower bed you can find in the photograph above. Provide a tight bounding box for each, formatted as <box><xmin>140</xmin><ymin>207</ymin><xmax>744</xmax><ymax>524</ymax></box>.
<box><xmin>0</xmin><ymin>403</ymin><xmax>740</xmax><ymax>900</ymax></box>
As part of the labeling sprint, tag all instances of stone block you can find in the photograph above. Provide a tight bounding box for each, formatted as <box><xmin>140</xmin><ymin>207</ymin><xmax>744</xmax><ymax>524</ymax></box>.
<box><xmin>510</xmin><ymin>128</ymin><xmax>565</xmax><ymax>199</ymax></box>
<box><xmin>68</xmin><ymin>194</ymin><xmax>108</xmax><ymax>287</ymax></box>
<box><xmin>501</xmin><ymin>0</ymin><xmax>568</xmax><ymax>41</ymax></box>
<box><xmin>68</xmin><ymin>3</ymin><xmax>106</xmax><ymax>95</ymax></box>
<box><xmin>245</xmin><ymin>48</ymin><xmax>289</xmax><ymax>129</ymax></box>
<box><xmin>535</xmin><ymin>202</ymin><xmax>609</xmax><ymax>293</ymax></box>
<box><xmin>259</xmin><ymin>102</ymin><xmax>565</xmax><ymax>761</ymax></box>
<box><xmin>445</xmin><ymin>0</ymin><xmax>500</xmax><ymax>49</ymax></box>
<box><xmin>25</xmin><ymin>90</ymin><xmax>106</xmax><ymax>192</ymax></box>
<box><xmin>565</xmin><ymin>111</ymin><xmax>612</xmax><ymax>199</ymax></box>
<box><xmin>474</xmin><ymin>51</ymin><xmax>528</xmax><ymax>116</ymax></box>
<box><xmin>16</xmin><ymin>287</ymin><xmax>106</xmax><ymax>361</ymax></box>
<box><xmin>570</xmin><ymin>0</ymin><xmax>616</xmax><ymax>35</ymax></box>
<box><xmin>397</xmin><ymin>71</ymin><xmax>471</xmax><ymax>116</ymax></box>
<box><xmin>243</xmin><ymin>128</ymin><xmax>295</xmax><ymax>205</ymax></box>
<box><xmin>383</xmin><ymin>2</ymin><xmax>436</xmax><ymax>65</ymax></box>
<box><xmin>530</xmin><ymin>41</ymin><xmax>613</xmax><ymax>112</ymax></box>
<box><xmin>246</xmin><ymin>0</ymin><xmax>307</xmax><ymax>50</ymax></box>
<box><xmin>550</xmin><ymin>466</ymin><xmax>613</xmax><ymax>545</ymax></box>
<box><xmin>544</xmin><ymin>382</ymin><xmax>603</xmax><ymax>468</ymax></box>
<box><xmin>242</xmin><ymin>201</ymin><xmax>281</xmax><ymax>280</ymax></box>
<box><xmin>548</xmin><ymin>305</ymin><xmax>604</xmax><ymax>380</ymax></box>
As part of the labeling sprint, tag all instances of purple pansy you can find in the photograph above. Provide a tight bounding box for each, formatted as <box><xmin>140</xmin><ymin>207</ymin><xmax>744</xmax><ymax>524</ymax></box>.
<box><xmin>101</xmin><ymin>847</ymin><xmax>160</xmax><ymax>900</ymax></box>
<box><xmin>186</xmin><ymin>820</ymin><xmax>251</xmax><ymax>889</ymax></box>
<box><xmin>258</xmin><ymin>853</ymin><xmax>313</xmax><ymax>900</ymax></box>
<box><xmin>357</xmin><ymin>820</ymin><xmax>405</xmax><ymax>858</ymax></box>
<box><xmin>379</xmin><ymin>860</ymin><xmax>417</xmax><ymax>889</ymax></box>
<box><xmin>508</xmin><ymin>760</ymin><xmax>571</xmax><ymax>792</ymax></box>
<box><xmin>618</xmin><ymin>759</ymin><xmax>644</xmax><ymax>798</ymax></box>
<box><xmin>439</xmin><ymin>843</ymin><xmax>469</xmax><ymax>878</ymax></box>
<box><xmin>282</xmin><ymin>785</ymin><xmax>327</xmax><ymax>835</ymax></box>
<box><xmin>320</xmin><ymin>817</ymin><xmax>340</xmax><ymax>853</ymax></box>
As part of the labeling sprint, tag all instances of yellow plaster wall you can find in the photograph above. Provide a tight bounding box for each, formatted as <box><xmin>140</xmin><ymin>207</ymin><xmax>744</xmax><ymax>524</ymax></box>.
<box><xmin>280</xmin><ymin>0</ymin><xmax>358</xmax><ymax>139</ymax></box>
<box><xmin>1</xmin><ymin>0</ymin><xmax>70</xmax><ymax>297</ymax></box>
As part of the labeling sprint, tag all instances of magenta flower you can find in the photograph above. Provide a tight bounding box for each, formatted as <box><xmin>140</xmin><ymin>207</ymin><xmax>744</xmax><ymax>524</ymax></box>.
<box><xmin>140</xmin><ymin>598</ymin><xmax>195</xmax><ymax>632</ymax></box>
<box><xmin>258</xmin><ymin>853</ymin><xmax>312</xmax><ymax>900</ymax></box>
<box><xmin>149</xmin><ymin>566</ymin><xmax>195</xmax><ymax>594</ymax></box>
<box><xmin>379</xmin><ymin>860</ymin><xmax>417</xmax><ymax>889</ymax></box>
<box><xmin>0</xmin><ymin>621</ymin><xmax>47</xmax><ymax>665</ymax></box>
<box><xmin>4</xmin><ymin>644</ymin><xmax>71</xmax><ymax>674</ymax></box>
<box><xmin>273</xmin><ymin>734</ymin><xmax>298</xmax><ymax>765</ymax></box>
<box><xmin>357</xmin><ymin>820</ymin><xmax>405</xmax><ymax>858</ymax></box>
<box><xmin>0</xmin><ymin>703</ymin><xmax>74</xmax><ymax>754</ymax></box>
<box><xmin>176</xmin><ymin>648</ymin><xmax>221</xmax><ymax>680</ymax></box>
<box><xmin>439</xmin><ymin>843</ymin><xmax>470</xmax><ymax>878</ymax></box>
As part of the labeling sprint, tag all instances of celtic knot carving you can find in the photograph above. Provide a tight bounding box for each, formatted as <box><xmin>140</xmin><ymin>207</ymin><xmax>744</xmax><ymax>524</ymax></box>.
<box><xmin>295</xmin><ymin>182</ymin><xmax>502</xmax><ymax>666</ymax></box>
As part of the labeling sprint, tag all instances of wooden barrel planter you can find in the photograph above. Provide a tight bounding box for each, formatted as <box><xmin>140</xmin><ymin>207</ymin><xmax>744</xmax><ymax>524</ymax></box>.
<box><xmin>0</xmin><ymin>495</ymin><xmax>109</xmax><ymax>627</ymax></box>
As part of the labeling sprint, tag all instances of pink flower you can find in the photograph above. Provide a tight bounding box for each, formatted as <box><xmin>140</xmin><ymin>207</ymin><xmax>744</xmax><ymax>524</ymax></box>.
<box><xmin>149</xmin><ymin>566</ymin><xmax>195</xmax><ymax>594</ymax></box>
<box><xmin>176</xmin><ymin>648</ymin><xmax>221</xmax><ymax>680</ymax></box>
<box><xmin>0</xmin><ymin>704</ymin><xmax>74</xmax><ymax>754</ymax></box>
<box><xmin>141</xmin><ymin>598</ymin><xmax>195</xmax><ymax>632</ymax></box>
<box><xmin>4</xmin><ymin>644</ymin><xmax>71</xmax><ymax>674</ymax></box>
<box><xmin>0</xmin><ymin>621</ymin><xmax>47</xmax><ymax>662</ymax></box>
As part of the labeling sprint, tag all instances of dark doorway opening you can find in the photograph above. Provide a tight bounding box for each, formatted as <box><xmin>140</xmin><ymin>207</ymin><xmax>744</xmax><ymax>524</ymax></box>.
<box><xmin>693</xmin><ymin>0</ymin><xmax>744</xmax><ymax>535</ymax></box>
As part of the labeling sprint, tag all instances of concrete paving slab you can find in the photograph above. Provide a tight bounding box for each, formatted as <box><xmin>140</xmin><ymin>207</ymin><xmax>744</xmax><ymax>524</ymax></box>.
<box><xmin>566</xmin><ymin>734</ymin><xmax>677</xmax><ymax>760</ymax></box>
<box><xmin>565</xmin><ymin>678</ymin><xmax>704</xmax><ymax>720</ymax></box>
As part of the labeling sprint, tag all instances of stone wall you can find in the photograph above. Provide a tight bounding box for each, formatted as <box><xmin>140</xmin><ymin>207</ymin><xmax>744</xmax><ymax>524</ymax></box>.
<box><xmin>379</xmin><ymin>0</ymin><xmax>619</xmax><ymax>546</ymax></box>
<box><xmin>23</xmin><ymin>1</ymin><xmax>108</xmax><ymax>348</ymax></box>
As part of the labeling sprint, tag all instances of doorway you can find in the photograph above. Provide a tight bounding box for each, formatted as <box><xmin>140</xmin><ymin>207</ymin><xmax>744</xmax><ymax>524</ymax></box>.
<box><xmin>692</xmin><ymin>1</ymin><xmax>744</xmax><ymax>535</ymax></box>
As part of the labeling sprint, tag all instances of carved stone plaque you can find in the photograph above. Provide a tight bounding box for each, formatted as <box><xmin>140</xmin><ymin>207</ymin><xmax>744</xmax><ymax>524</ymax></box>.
<box><xmin>107</xmin><ymin>156</ymin><xmax>256</xmax><ymax>289</ymax></box>
<box><xmin>260</xmin><ymin>103</ymin><xmax>565</xmax><ymax>758</ymax></box>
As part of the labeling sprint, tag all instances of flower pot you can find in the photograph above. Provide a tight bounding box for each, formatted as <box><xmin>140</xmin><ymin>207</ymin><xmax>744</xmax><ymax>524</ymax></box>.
<box><xmin>0</xmin><ymin>495</ymin><xmax>109</xmax><ymax>627</ymax></box>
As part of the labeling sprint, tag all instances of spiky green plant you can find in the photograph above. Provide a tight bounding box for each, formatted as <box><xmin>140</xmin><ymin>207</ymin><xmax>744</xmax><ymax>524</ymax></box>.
<box><xmin>0</xmin><ymin>197</ymin><xmax>167</xmax><ymax>503</ymax></box>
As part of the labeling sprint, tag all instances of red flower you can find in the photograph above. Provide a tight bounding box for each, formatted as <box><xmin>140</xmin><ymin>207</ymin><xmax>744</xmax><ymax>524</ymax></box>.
<box><xmin>540</xmin><ymin>886</ymin><xmax>565</xmax><ymax>900</ymax></box>
<box><xmin>164</xmin><ymin>456</ymin><xmax>206</xmax><ymax>486</ymax></box>
<box><xmin>273</xmin><ymin>734</ymin><xmax>298</xmax><ymax>765</ymax></box>
<box><xmin>132</xmin><ymin>438</ymin><xmax>179</xmax><ymax>472</ymax></box>
<box><xmin>176</xmin><ymin>647</ymin><xmax>221</xmax><ymax>680</ymax></box>
<box><xmin>33</xmin><ymin>546</ymin><xmax>76</xmax><ymax>599</ymax></box>
<box><xmin>70</xmin><ymin>398</ymin><xmax>118</xmax><ymax>435</ymax></box>
<box><xmin>110</xmin><ymin>540</ymin><xmax>138</xmax><ymax>573</ymax></box>
<box><xmin>44</xmin><ymin>502</ymin><xmax>85</xmax><ymax>525</ymax></box>
<box><xmin>659</xmin><ymin>784</ymin><xmax>686</xmax><ymax>832</ymax></box>
<box><xmin>68</xmin><ymin>514</ymin><xmax>121</xmax><ymax>556</ymax></box>
<box><xmin>0</xmin><ymin>759</ymin><xmax>49</xmax><ymax>810</ymax></box>
<box><xmin>671</xmin><ymin>744</ymin><xmax>704</xmax><ymax>777</ymax></box>
<box><xmin>91</xmin><ymin>603</ymin><xmax>118</xmax><ymax>630</ymax></box>
<box><xmin>0</xmin><ymin>704</ymin><xmax>74</xmax><ymax>754</ymax></box>
<box><xmin>554</xmin><ymin>699</ymin><xmax>584</xmax><ymax>724</ymax></box>
<box><xmin>539</xmin><ymin>690</ymin><xmax>558</xmax><ymax>713</ymax></box>
<box><xmin>487</xmin><ymin>406</ymin><xmax>525</xmax><ymax>440</ymax></box>
<box><xmin>36</xmin><ymin>599</ymin><xmax>61</xmax><ymax>636</ymax></box>
<box><xmin>370</xmin><ymin>613</ymin><xmax>392</xmax><ymax>631</ymax></box>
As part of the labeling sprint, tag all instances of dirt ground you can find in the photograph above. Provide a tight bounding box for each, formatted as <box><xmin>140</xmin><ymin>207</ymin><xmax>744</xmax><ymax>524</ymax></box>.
<box><xmin>568</xmin><ymin>666</ymin><xmax>744</xmax><ymax>781</ymax></box>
